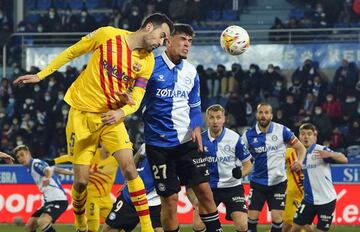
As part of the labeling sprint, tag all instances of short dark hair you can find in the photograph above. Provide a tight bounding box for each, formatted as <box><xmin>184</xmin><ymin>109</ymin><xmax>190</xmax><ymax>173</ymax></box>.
<box><xmin>141</xmin><ymin>13</ymin><xmax>174</xmax><ymax>33</ymax></box>
<box><xmin>13</xmin><ymin>144</ymin><xmax>30</xmax><ymax>155</ymax></box>
<box><xmin>299</xmin><ymin>123</ymin><xmax>317</xmax><ymax>132</ymax></box>
<box><xmin>172</xmin><ymin>23</ymin><xmax>194</xmax><ymax>37</ymax></box>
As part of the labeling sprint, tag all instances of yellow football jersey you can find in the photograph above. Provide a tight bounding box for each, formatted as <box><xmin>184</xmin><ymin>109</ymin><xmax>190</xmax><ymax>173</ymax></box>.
<box><xmin>88</xmin><ymin>148</ymin><xmax>118</xmax><ymax>197</ymax></box>
<box><xmin>37</xmin><ymin>26</ymin><xmax>155</xmax><ymax>116</ymax></box>
<box><xmin>285</xmin><ymin>148</ymin><xmax>304</xmax><ymax>196</ymax></box>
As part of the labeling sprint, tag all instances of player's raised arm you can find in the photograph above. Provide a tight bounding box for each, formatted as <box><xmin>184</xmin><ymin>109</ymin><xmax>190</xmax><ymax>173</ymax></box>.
<box><xmin>54</xmin><ymin>166</ymin><xmax>74</xmax><ymax>175</ymax></box>
<box><xmin>0</xmin><ymin>151</ymin><xmax>15</xmax><ymax>164</ymax></box>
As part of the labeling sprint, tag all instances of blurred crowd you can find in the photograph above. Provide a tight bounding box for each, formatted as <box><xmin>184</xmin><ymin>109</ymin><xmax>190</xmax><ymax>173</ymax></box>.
<box><xmin>270</xmin><ymin>0</ymin><xmax>360</xmax><ymax>42</ymax></box>
<box><xmin>1</xmin><ymin>58</ymin><xmax>359</xmax><ymax>163</ymax></box>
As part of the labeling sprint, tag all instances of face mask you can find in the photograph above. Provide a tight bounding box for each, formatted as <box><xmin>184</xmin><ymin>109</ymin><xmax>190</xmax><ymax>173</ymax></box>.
<box><xmin>0</xmin><ymin>13</ymin><xmax>3</xmax><ymax>19</ymax></box>
<box><xmin>0</xmin><ymin>113</ymin><xmax>4</xmax><ymax>118</ymax></box>
<box><xmin>45</xmin><ymin>96</ymin><xmax>51</xmax><ymax>101</ymax></box>
<box><xmin>132</xmin><ymin>11</ymin><xmax>139</xmax><ymax>16</ymax></box>
<box><xmin>81</xmin><ymin>12</ymin><xmax>87</xmax><ymax>17</ymax></box>
<box><xmin>18</xmin><ymin>27</ymin><xmax>25</xmax><ymax>32</ymax></box>
<box><xmin>9</xmin><ymin>98</ymin><xmax>15</xmax><ymax>104</ymax></box>
<box><xmin>37</xmin><ymin>26</ymin><xmax>43</xmax><ymax>32</ymax></box>
<box><xmin>315</xmin><ymin>109</ymin><xmax>322</xmax><ymax>115</ymax></box>
<box><xmin>268</xmin><ymin>68</ymin><xmax>274</xmax><ymax>73</ymax></box>
<box><xmin>276</xmin><ymin>82</ymin><xmax>282</xmax><ymax>87</ymax></box>
<box><xmin>25</xmin><ymin>99</ymin><xmax>32</xmax><ymax>104</ymax></box>
<box><xmin>49</xmin><ymin>81</ymin><xmax>55</xmax><ymax>87</ymax></box>
<box><xmin>16</xmin><ymin>140</ymin><xmax>23</xmax><ymax>146</ymax></box>
<box><xmin>14</xmin><ymin>68</ymin><xmax>20</xmax><ymax>74</ymax></box>
<box><xmin>250</xmin><ymin>68</ymin><xmax>255</xmax><ymax>74</ymax></box>
<box><xmin>28</xmin><ymin>121</ymin><xmax>35</xmax><ymax>127</ymax></box>
<box><xmin>58</xmin><ymin>95</ymin><xmax>64</xmax><ymax>99</ymax></box>
<box><xmin>49</xmin><ymin>12</ymin><xmax>55</xmax><ymax>18</ymax></box>
<box><xmin>123</xmin><ymin>24</ymin><xmax>129</xmax><ymax>29</ymax></box>
<box><xmin>345</xmin><ymin>97</ymin><xmax>355</xmax><ymax>103</ymax></box>
<box><xmin>139</xmin><ymin>127</ymin><xmax>144</xmax><ymax>133</ymax></box>
<box><xmin>62</xmin><ymin>110</ymin><xmax>68</xmax><ymax>115</ymax></box>
<box><xmin>326</xmin><ymin>96</ymin><xmax>333</xmax><ymax>101</ymax></box>
<box><xmin>34</xmin><ymin>86</ymin><xmax>40</xmax><ymax>92</ymax></box>
<box><xmin>309</xmin><ymin>68</ymin><xmax>314</xmax><ymax>75</ymax></box>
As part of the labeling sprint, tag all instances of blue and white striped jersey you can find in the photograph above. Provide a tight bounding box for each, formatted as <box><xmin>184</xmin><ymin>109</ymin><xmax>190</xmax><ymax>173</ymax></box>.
<box><xmin>122</xmin><ymin>144</ymin><xmax>160</xmax><ymax>206</ymax></box>
<box><xmin>202</xmin><ymin>128</ymin><xmax>251</xmax><ymax>189</ymax></box>
<box><xmin>27</xmin><ymin>158</ymin><xmax>67</xmax><ymax>202</ymax></box>
<box><xmin>142</xmin><ymin>52</ymin><xmax>202</xmax><ymax>147</ymax></box>
<box><xmin>302</xmin><ymin>144</ymin><xmax>337</xmax><ymax>205</ymax></box>
<box><xmin>242</xmin><ymin>122</ymin><xmax>294</xmax><ymax>186</ymax></box>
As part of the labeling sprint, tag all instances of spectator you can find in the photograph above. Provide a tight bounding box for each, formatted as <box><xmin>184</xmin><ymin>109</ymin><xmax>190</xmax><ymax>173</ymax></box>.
<box><xmin>269</xmin><ymin>17</ymin><xmax>287</xmax><ymax>42</ymax></box>
<box><xmin>302</xmin><ymin>92</ymin><xmax>316</xmax><ymax>115</ymax></box>
<box><xmin>225</xmin><ymin>92</ymin><xmax>247</xmax><ymax>127</ymax></box>
<box><xmin>280</xmin><ymin>94</ymin><xmax>298</xmax><ymax>127</ymax></box>
<box><xmin>78</xmin><ymin>8</ymin><xmax>97</xmax><ymax>32</ymax></box>
<box><xmin>60</xmin><ymin>7</ymin><xmax>79</xmax><ymax>32</ymax></box>
<box><xmin>311</xmin><ymin>75</ymin><xmax>327</xmax><ymax>102</ymax></box>
<box><xmin>345</xmin><ymin>119</ymin><xmax>360</xmax><ymax>147</ymax></box>
<box><xmin>333</xmin><ymin>59</ymin><xmax>358</xmax><ymax>92</ymax></box>
<box><xmin>41</xmin><ymin>7</ymin><xmax>62</xmax><ymax>32</ymax></box>
<box><xmin>322</xmin><ymin>92</ymin><xmax>342</xmax><ymax>125</ymax></box>
<box><xmin>342</xmin><ymin>92</ymin><xmax>358</xmax><ymax>118</ymax></box>
<box><xmin>243</xmin><ymin>64</ymin><xmax>262</xmax><ymax>100</ymax></box>
<box><xmin>311</xmin><ymin>105</ymin><xmax>332</xmax><ymax>143</ymax></box>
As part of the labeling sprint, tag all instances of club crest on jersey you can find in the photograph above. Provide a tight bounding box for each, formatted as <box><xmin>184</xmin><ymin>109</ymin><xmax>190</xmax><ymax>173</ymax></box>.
<box><xmin>271</xmin><ymin>135</ymin><xmax>278</xmax><ymax>141</ymax></box>
<box><xmin>132</xmin><ymin>62</ymin><xmax>141</xmax><ymax>72</ymax></box>
<box><xmin>253</xmin><ymin>138</ymin><xmax>258</xmax><ymax>143</ymax></box>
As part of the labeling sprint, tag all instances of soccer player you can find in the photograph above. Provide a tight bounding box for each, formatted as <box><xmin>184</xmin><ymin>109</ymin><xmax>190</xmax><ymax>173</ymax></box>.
<box><xmin>47</xmin><ymin>144</ymin><xmax>118</xmax><ymax>232</ymax></box>
<box><xmin>141</xmin><ymin>24</ymin><xmax>223</xmax><ymax>232</ymax></box>
<box><xmin>2</xmin><ymin>145</ymin><xmax>72</xmax><ymax>232</ymax></box>
<box><xmin>103</xmin><ymin>144</ymin><xmax>162</xmax><ymax>232</ymax></box>
<box><xmin>291</xmin><ymin>123</ymin><xmax>348</xmax><ymax>232</ymax></box>
<box><xmin>241</xmin><ymin>103</ymin><xmax>307</xmax><ymax>232</ymax></box>
<box><xmin>13</xmin><ymin>13</ymin><xmax>173</xmax><ymax>232</ymax></box>
<box><xmin>283</xmin><ymin>148</ymin><xmax>310</xmax><ymax>232</ymax></box>
<box><xmin>202</xmin><ymin>104</ymin><xmax>252</xmax><ymax>232</ymax></box>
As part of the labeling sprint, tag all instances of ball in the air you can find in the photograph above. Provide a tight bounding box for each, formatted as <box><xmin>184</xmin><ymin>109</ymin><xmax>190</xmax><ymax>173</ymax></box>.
<box><xmin>220</xmin><ymin>25</ymin><xmax>250</xmax><ymax>55</ymax></box>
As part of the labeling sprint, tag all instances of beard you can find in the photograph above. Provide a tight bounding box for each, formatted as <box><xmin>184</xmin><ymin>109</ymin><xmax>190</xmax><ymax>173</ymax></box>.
<box><xmin>258</xmin><ymin>119</ymin><xmax>271</xmax><ymax>128</ymax></box>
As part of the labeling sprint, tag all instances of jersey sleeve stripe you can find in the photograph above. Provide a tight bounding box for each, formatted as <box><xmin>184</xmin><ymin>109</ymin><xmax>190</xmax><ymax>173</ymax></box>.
<box><xmin>126</xmin><ymin>44</ymin><xmax>132</xmax><ymax>89</ymax></box>
<box><xmin>116</xmin><ymin>35</ymin><xmax>123</xmax><ymax>93</ymax></box>
<box><xmin>287</xmin><ymin>136</ymin><xmax>296</xmax><ymax>145</ymax></box>
<box><xmin>106</xmin><ymin>39</ymin><xmax>116</xmax><ymax>103</ymax></box>
<box><xmin>189</xmin><ymin>101</ymin><xmax>201</xmax><ymax>108</ymax></box>
<box><xmin>134</xmin><ymin>77</ymin><xmax>148</xmax><ymax>89</ymax></box>
<box><xmin>99</xmin><ymin>44</ymin><xmax>112</xmax><ymax>109</ymax></box>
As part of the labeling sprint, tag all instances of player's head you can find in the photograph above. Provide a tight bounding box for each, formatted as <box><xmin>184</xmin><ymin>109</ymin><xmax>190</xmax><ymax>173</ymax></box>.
<box><xmin>299</xmin><ymin>123</ymin><xmax>317</xmax><ymax>148</ymax></box>
<box><xmin>13</xmin><ymin>145</ymin><xmax>32</xmax><ymax>166</ymax></box>
<box><xmin>256</xmin><ymin>103</ymin><xmax>273</xmax><ymax>128</ymax></box>
<box><xmin>166</xmin><ymin>23</ymin><xmax>194</xmax><ymax>60</ymax></box>
<box><xmin>140</xmin><ymin>13</ymin><xmax>173</xmax><ymax>52</ymax></box>
<box><xmin>206</xmin><ymin>104</ymin><xmax>225</xmax><ymax>135</ymax></box>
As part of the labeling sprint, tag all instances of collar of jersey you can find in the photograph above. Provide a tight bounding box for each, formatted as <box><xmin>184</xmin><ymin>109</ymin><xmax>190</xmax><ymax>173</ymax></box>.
<box><xmin>255</xmin><ymin>121</ymin><xmax>274</xmax><ymax>134</ymax></box>
<box><xmin>207</xmin><ymin>127</ymin><xmax>226</xmax><ymax>142</ymax></box>
<box><xmin>27</xmin><ymin>158</ymin><xmax>34</xmax><ymax>172</ymax></box>
<box><xmin>161</xmin><ymin>51</ymin><xmax>184</xmax><ymax>70</ymax></box>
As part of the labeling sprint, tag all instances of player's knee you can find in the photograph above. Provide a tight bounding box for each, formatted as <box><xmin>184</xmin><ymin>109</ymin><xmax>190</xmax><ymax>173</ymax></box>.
<box><xmin>74</xmin><ymin>181</ymin><xmax>88</xmax><ymax>192</ymax></box>
<box><xmin>24</xmin><ymin>221</ymin><xmax>35</xmax><ymax>232</ymax></box>
<box><xmin>235</xmin><ymin>223</ymin><xmax>247</xmax><ymax>232</ymax></box>
<box><xmin>101</xmin><ymin>224</ymin><xmax>113</xmax><ymax>232</ymax></box>
<box><xmin>120</xmin><ymin>163</ymin><xmax>137</xmax><ymax>180</ymax></box>
<box><xmin>161</xmin><ymin>194</ymin><xmax>178</xmax><ymax>213</ymax></box>
<box><xmin>87</xmin><ymin>219</ymin><xmax>99</xmax><ymax>232</ymax></box>
<box><xmin>36</xmin><ymin>216</ymin><xmax>51</xmax><ymax>229</ymax></box>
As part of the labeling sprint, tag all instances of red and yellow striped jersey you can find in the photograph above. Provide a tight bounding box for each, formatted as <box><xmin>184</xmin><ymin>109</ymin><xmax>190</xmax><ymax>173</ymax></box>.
<box><xmin>285</xmin><ymin>148</ymin><xmax>304</xmax><ymax>196</ymax></box>
<box><xmin>37</xmin><ymin>26</ymin><xmax>155</xmax><ymax>116</ymax></box>
<box><xmin>88</xmin><ymin>149</ymin><xmax>118</xmax><ymax>197</ymax></box>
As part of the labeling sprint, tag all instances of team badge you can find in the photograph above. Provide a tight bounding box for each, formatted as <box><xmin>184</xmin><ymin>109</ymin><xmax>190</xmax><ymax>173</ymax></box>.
<box><xmin>132</xmin><ymin>62</ymin><xmax>142</xmax><ymax>72</ymax></box>
<box><xmin>109</xmin><ymin>212</ymin><xmax>116</xmax><ymax>220</ymax></box>
<box><xmin>158</xmin><ymin>183</ymin><xmax>166</xmax><ymax>192</ymax></box>
<box><xmin>271</xmin><ymin>135</ymin><xmax>278</xmax><ymax>141</ymax></box>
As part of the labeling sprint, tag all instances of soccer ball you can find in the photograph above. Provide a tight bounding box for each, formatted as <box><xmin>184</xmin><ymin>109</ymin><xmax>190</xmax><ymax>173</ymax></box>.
<box><xmin>220</xmin><ymin>25</ymin><xmax>250</xmax><ymax>55</ymax></box>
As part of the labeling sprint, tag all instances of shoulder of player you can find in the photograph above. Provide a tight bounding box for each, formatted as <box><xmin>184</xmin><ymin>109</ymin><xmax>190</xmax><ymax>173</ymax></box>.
<box><xmin>181</xmin><ymin>60</ymin><xmax>197</xmax><ymax>75</ymax></box>
<box><xmin>223</xmin><ymin>127</ymin><xmax>240</xmax><ymax>138</ymax></box>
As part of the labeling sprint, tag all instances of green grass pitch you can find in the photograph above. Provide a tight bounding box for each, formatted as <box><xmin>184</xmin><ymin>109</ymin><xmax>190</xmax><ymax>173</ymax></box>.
<box><xmin>0</xmin><ymin>224</ymin><xmax>358</xmax><ymax>232</ymax></box>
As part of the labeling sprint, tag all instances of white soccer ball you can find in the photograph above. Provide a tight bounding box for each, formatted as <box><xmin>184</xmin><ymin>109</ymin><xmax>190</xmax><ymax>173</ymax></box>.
<box><xmin>220</xmin><ymin>25</ymin><xmax>250</xmax><ymax>55</ymax></box>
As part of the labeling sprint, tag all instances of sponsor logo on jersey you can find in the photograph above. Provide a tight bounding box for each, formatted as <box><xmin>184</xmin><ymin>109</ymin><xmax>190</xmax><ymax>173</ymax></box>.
<box><xmin>156</xmin><ymin>88</ymin><xmax>189</xmax><ymax>98</ymax></box>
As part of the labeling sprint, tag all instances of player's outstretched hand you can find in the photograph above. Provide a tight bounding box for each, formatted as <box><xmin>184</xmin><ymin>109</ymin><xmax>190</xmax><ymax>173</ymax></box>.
<box><xmin>116</xmin><ymin>92</ymin><xmax>135</xmax><ymax>106</ymax></box>
<box><xmin>13</xmin><ymin>74</ymin><xmax>41</xmax><ymax>86</ymax></box>
<box><xmin>0</xmin><ymin>152</ymin><xmax>15</xmax><ymax>164</ymax></box>
<box><xmin>101</xmin><ymin>109</ymin><xmax>125</xmax><ymax>125</ymax></box>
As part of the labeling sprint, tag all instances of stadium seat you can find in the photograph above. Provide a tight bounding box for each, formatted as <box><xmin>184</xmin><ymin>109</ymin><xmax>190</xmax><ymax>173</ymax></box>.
<box><xmin>222</xmin><ymin>10</ymin><xmax>237</xmax><ymax>21</ymax></box>
<box><xmin>206</xmin><ymin>10</ymin><xmax>222</xmax><ymax>21</ymax></box>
